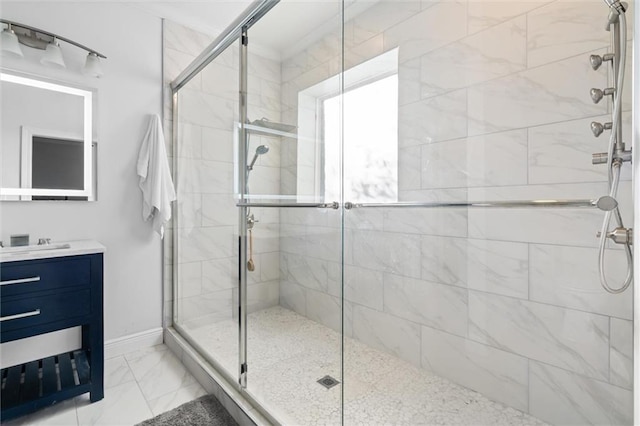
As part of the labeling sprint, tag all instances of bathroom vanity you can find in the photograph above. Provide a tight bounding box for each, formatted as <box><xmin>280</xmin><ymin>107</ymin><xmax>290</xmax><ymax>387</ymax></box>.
<box><xmin>0</xmin><ymin>240</ymin><xmax>104</xmax><ymax>421</ymax></box>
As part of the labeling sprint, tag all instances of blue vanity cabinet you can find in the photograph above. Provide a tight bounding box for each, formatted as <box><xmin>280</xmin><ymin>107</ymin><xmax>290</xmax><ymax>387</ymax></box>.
<box><xmin>0</xmin><ymin>253</ymin><xmax>104</xmax><ymax>421</ymax></box>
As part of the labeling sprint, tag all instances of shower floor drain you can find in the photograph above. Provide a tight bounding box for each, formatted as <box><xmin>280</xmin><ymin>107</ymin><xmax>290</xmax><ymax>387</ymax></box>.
<box><xmin>317</xmin><ymin>375</ymin><xmax>340</xmax><ymax>389</ymax></box>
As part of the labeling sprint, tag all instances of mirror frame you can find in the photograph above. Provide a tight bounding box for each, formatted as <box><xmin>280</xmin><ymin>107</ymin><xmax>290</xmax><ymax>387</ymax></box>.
<box><xmin>0</xmin><ymin>70</ymin><xmax>94</xmax><ymax>200</ymax></box>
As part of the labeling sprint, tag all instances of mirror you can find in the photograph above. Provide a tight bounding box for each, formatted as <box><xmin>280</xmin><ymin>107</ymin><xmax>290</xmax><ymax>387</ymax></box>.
<box><xmin>0</xmin><ymin>71</ymin><xmax>96</xmax><ymax>201</ymax></box>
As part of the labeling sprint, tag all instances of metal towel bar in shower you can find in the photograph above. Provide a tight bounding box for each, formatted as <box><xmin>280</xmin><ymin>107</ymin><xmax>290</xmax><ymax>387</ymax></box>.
<box><xmin>237</xmin><ymin>196</ymin><xmax>617</xmax><ymax>211</ymax></box>
<box><xmin>345</xmin><ymin>196</ymin><xmax>617</xmax><ymax>211</ymax></box>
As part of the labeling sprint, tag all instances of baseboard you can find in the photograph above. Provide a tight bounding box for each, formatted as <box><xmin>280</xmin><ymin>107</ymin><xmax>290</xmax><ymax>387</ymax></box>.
<box><xmin>104</xmin><ymin>327</ymin><xmax>163</xmax><ymax>359</ymax></box>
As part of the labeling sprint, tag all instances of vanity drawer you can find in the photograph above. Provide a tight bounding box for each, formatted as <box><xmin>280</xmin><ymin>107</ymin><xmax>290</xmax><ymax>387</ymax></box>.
<box><xmin>0</xmin><ymin>288</ymin><xmax>91</xmax><ymax>334</ymax></box>
<box><xmin>0</xmin><ymin>257</ymin><xmax>91</xmax><ymax>297</ymax></box>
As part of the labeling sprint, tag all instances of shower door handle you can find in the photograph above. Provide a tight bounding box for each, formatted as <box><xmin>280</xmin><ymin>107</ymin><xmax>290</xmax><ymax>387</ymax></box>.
<box><xmin>237</xmin><ymin>201</ymin><xmax>339</xmax><ymax>209</ymax></box>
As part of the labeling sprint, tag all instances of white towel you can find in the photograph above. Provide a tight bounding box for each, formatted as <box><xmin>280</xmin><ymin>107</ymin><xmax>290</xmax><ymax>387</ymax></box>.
<box><xmin>137</xmin><ymin>114</ymin><xmax>176</xmax><ymax>238</ymax></box>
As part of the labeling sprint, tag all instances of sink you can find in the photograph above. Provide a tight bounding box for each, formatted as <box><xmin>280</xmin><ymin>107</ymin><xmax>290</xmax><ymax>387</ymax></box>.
<box><xmin>0</xmin><ymin>243</ymin><xmax>71</xmax><ymax>254</ymax></box>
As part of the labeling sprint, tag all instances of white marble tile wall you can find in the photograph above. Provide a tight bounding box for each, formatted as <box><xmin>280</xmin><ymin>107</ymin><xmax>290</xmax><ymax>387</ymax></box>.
<box><xmin>526</xmin><ymin>1</ymin><xmax>611</xmax><ymax>67</ymax></box>
<box><xmin>419</xmin><ymin>16</ymin><xmax>527</xmax><ymax>98</ymax></box>
<box><xmin>467</xmin><ymin>2</ymin><xmax>552</xmax><ymax>35</ymax></box>
<box><xmin>529</xmin><ymin>361</ymin><xmax>633</xmax><ymax>425</ymax></box>
<box><xmin>162</xmin><ymin>21</ymin><xmax>216</xmax><ymax>327</ymax></box>
<box><xmin>398</xmin><ymin>89</ymin><xmax>468</xmax><ymax>145</ymax></box>
<box><xmin>421</xmin><ymin>129</ymin><xmax>529</xmax><ymax>189</ymax></box>
<box><xmin>467</xmin><ymin>53</ymin><xmax>607</xmax><ymax>135</ymax></box>
<box><xmin>278</xmin><ymin>1</ymin><xmax>634</xmax><ymax>425</ymax></box>
<box><xmin>419</xmin><ymin>236</ymin><xmax>468</xmax><ymax>286</ymax></box>
<box><xmin>421</xmin><ymin>326</ymin><xmax>529</xmax><ymax>412</ymax></box>
<box><xmin>382</xmin><ymin>204</ymin><xmax>468</xmax><ymax>237</ymax></box>
<box><xmin>469</xmin><ymin>291</ymin><xmax>610</xmax><ymax>381</ymax></box>
<box><xmin>383</xmin><ymin>273</ymin><xmax>468</xmax><ymax>338</ymax></box>
<box><xmin>164</xmin><ymin>21</ymin><xmax>282</xmax><ymax>330</ymax></box>
<box><xmin>610</xmin><ymin>318</ymin><xmax>634</xmax><ymax>390</ymax></box>
<box><xmin>352</xmin><ymin>305</ymin><xmax>422</xmax><ymax>366</ymax></box>
<box><xmin>341</xmin><ymin>265</ymin><xmax>385</xmax><ymax>311</ymax></box>
<box><xmin>465</xmin><ymin>238</ymin><xmax>529</xmax><ymax>299</ymax></box>
<box><xmin>382</xmin><ymin>1</ymin><xmax>467</xmax><ymax>62</ymax></box>
<box><xmin>529</xmin><ymin>244</ymin><xmax>632</xmax><ymax>319</ymax></box>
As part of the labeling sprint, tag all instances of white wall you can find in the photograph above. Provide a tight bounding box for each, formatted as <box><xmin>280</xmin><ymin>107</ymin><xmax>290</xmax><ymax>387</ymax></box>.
<box><xmin>0</xmin><ymin>2</ymin><xmax>164</xmax><ymax>354</ymax></box>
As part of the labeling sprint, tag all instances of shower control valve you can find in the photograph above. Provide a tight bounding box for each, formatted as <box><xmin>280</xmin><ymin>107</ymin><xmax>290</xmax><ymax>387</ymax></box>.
<box><xmin>589</xmin><ymin>53</ymin><xmax>615</xmax><ymax>71</ymax></box>
<box><xmin>590</xmin><ymin>87</ymin><xmax>615</xmax><ymax>104</ymax></box>
<box><xmin>592</xmin><ymin>150</ymin><xmax>632</xmax><ymax>165</ymax></box>
<box><xmin>246</xmin><ymin>213</ymin><xmax>259</xmax><ymax>229</ymax></box>
<box><xmin>597</xmin><ymin>227</ymin><xmax>633</xmax><ymax>246</ymax></box>
<box><xmin>590</xmin><ymin>121</ymin><xmax>612</xmax><ymax>137</ymax></box>
<box><xmin>592</xmin><ymin>152</ymin><xmax>609</xmax><ymax>165</ymax></box>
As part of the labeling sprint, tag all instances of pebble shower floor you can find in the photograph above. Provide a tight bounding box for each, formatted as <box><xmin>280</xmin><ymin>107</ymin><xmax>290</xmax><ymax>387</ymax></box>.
<box><xmin>186</xmin><ymin>306</ymin><xmax>548</xmax><ymax>425</ymax></box>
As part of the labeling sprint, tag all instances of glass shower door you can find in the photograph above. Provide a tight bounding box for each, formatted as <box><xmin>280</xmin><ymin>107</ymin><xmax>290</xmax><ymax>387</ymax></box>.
<box><xmin>238</xmin><ymin>2</ymin><xmax>346</xmax><ymax>424</ymax></box>
<box><xmin>172</xmin><ymin>38</ymin><xmax>241</xmax><ymax>383</ymax></box>
<box><xmin>339</xmin><ymin>0</ymin><xmax>635</xmax><ymax>425</ymax></box>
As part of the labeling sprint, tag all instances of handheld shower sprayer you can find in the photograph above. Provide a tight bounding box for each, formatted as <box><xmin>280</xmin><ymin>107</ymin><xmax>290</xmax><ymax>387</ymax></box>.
<box><xmin>247</xmin><ymin>145</ymin><xmax>270</xmax><ymax>171</ymax></box>
<box><xmin>602</xmin><ymin>0</ymin><xmax>627</xmax><ymax>31</ymax></box>
<box><xmin>602</xmin><ymin>0</ymin><xmax>627</xmax><ymax>32</ymax></box>
<box><xmin>602</xmin><ymin>0</ymin><xmax>626</xmax><ymax>14</ymax></box>
<box><xmin>245</xmin><ymin>144</ymin><xmax>269</xmax><ymax>229</ymax></box>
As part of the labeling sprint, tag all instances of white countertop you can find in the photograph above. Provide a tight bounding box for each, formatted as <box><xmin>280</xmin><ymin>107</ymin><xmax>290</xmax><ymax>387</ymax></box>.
<box><xmin>0</xmin><ymin>240</ymin><xmax>105</xmax><ymax>263</ymax></box>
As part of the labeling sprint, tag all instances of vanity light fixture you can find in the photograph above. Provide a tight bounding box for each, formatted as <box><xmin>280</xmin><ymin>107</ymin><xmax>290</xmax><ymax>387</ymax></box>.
<box><xmin>0</xmin><ymin>19</ymin><xmax>107</xmax><ymax>77</ymax></box>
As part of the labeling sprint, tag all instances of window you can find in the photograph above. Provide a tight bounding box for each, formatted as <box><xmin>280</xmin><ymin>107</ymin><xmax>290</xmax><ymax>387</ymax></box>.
<box><xmin>323</xmin><ymin>74</ymin><xmax>398</xmax><ymax>203</ymax></box>
<box><xmin>296</xmin><ymin>49</ymin><xmax>398</xmax><ymax>203</ymax></box>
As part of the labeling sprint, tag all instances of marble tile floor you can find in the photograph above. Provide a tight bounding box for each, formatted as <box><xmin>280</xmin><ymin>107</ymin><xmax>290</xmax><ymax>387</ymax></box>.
<box><xmin>3</xmin><ymin>345</ymin><xmax>206</xmax><ymax>426</ymax></box>
<box><xmin>185</xmin><ymin>306</ymin><xmax>549</xmax><ymax>426</ymax></box>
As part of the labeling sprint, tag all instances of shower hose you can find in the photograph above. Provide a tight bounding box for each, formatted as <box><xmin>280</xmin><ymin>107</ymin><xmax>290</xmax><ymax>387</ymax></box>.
<box><xmin>598</xmin><ymin>10</ymin><xmax>633</xmax><ymax>294</ymax></box>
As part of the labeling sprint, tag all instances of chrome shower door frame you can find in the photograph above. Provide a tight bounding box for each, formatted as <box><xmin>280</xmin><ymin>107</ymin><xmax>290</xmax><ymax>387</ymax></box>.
<box><xmin>169</xmin><ymin>1</ymin><xmax>280</xmax><ymax>424</ymax></box>
<box><xmin>238</xmin><ymin>25</ymin><xmax>249</xmax><ymax>389</ymax></box>
<box><xmin>633</xmin><ymin>3</ymin><xmax>640</xmax><ymax>423</ymax></box>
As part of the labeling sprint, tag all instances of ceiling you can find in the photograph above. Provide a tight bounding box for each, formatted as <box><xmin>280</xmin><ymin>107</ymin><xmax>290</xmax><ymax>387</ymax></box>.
<box><xmin>8</xmin><ymin>0</ymin><xmax>376</xmax><ymax>60</ymax></box>
<box><xmin>126</xmin><ymin>0</ymin><xmax>372</xmax><ymax>59</ymax></box>
<box><xmin>127</xmin><ymin>1</ymin><xmax>253</xmax><ymax>38</ymax></box>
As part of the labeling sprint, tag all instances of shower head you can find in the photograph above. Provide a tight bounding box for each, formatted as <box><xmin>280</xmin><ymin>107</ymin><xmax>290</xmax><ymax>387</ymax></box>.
<box><xmin>248</xmin><ymin>145</ymin><xmax>269</xmax><ymax>171</ymax></box>
<box><xmin>595</xmin><ymin>195</ymin><xmax>618</xmax><ymax>212</ymax></box>
<box><xmin>255</xmin><ymin>145</ymin><xmax>270</xmax><ymax>155</ymax></box>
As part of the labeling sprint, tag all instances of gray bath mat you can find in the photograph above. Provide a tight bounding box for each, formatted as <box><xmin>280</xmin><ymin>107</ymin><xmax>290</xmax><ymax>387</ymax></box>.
<box><xmin>137</xmin><ymin>395</ymin><xmax>239</xmax><ymax>426</ymax></box>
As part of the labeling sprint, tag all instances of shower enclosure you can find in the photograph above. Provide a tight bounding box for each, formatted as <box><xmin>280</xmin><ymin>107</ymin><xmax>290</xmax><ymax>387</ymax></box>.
<box><xmin>168</xmin><ymin>0</ymin><xmax>637</xmax><ymax>424</ymax></box>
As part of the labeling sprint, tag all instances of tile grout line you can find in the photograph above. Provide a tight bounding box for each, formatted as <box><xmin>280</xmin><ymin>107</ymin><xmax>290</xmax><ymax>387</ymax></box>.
<box><xmin>122</xmin><ymin>352</ymin><xmax>157</xmax><ymax>419</ymax></box>
<box><xmin>74</xmin><ymin>395</ymin><xmax>81</xmax><ymax>426</ymax></box>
